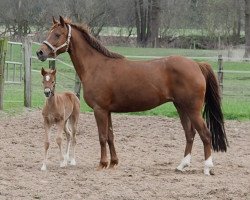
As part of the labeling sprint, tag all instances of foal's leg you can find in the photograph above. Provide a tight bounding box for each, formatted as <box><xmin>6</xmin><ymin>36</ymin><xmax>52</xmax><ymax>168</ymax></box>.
<box><xmin>64</xmin><ymin>120</ymin><xmax>71</xmax><ymax>163</ymax></box>
<box><xmin>107</xmin><ymin>113</ymin><xmax>119</xmax><ymax>168</ymax></box>
<box><xmin>68</xmin><ymin>116</ymin><xmax>78</xmax><ymax>166</ymax></box>
<box><xmin>94</xmin><ymin>108</ymin><xmax>109</xmax><ymax>169</ymax></box>
<box><xmin>188</xmin><ymin>111</ymin><xmax>213</xmax><ymax>175</ymax></box>
<box><xmin>56</xmin><ymin>120</ymin><xmax>67</xmax><ymax>167</ymax></box>
<box><xmin>175</xmin><ymin>104</ymin><xmax>196</xmax><ymax>172</ymax></box>
<box><xmin>41</xmin><ymin>121</ymin><xmax>52</xmax><ymax>171</ymax></box>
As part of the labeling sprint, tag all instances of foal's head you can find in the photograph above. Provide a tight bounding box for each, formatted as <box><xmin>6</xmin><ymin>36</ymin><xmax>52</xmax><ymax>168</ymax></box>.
<box><xmin>37</xmin><ymin>16</ymin><xmax>71</xmax><ymax>61</ymax></box>
<box><xmin>41</xmin><ymin>67</ymin><xmax>56</xmax><ymax>98</ymax></box>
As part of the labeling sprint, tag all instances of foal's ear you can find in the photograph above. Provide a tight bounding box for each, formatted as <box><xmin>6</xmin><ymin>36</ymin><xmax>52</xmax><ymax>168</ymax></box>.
<box><xmin>51</xmin><ymin>69</ymin><xmax>56</xmax><ymax>76</ymax></box>
<box><xmin>59</xmin><ymin>16</ymin><xmax>65</xmax><ymax>27</ymax></box>
<box><xmin>52</xmin><ymin>16</ymin><xmax>57</xmax><ymax>24</ymax></box>
<box><xmin>41</xmin><ymin>67</ymin><xmax>46</xmax><ymax>76</ymax></box>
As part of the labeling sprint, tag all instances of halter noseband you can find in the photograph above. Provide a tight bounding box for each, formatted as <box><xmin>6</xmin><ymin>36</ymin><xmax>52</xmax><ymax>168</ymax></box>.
<box><xmin>43</xmin><ymin>24</ymin><xmax>72</xmax><ymax>55</ymax></box>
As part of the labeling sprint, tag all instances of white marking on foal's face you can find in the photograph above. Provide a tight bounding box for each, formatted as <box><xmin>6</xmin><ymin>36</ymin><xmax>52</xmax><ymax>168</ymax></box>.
<box><xmin>45</xmin><ymin>75</ymin><xmax>50</xmax><ymax>81</ymax></box>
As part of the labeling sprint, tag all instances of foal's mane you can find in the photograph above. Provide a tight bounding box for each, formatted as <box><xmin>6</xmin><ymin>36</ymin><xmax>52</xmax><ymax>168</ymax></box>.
<box><xmin>59</xmin><ymin>19</ymin><xmax>124</xmax><ymax>59</ymax></box>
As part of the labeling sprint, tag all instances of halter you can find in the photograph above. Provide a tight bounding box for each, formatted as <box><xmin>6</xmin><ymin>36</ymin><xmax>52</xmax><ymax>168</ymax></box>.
<box><xmin>43</xmin><ymin>24</ymin><xmax>72</xmax><ymax>55</ymax></box>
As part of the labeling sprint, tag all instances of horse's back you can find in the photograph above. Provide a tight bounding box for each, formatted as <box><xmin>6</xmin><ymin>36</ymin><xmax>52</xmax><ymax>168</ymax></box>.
<box><xmin>60</xmin><ymin>91</ymin><xmax>80</xmax><ymax>113</ymax></box>
<box><xmin>56</xmin><ymin>92</ymin><xmax>80</xmax><ymax>119</ymax></box>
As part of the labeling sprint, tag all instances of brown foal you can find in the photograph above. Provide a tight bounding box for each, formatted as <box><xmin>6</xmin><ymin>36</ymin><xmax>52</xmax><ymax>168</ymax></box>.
<box><xmin>37</xmin><ymin>16</ymin><xmax>228</xmax><ymax>175</ymax></box>
<box><xmin>40</xmin><ymin>67</ymin><xmax>80</xmax><ymax>171</ymax></box>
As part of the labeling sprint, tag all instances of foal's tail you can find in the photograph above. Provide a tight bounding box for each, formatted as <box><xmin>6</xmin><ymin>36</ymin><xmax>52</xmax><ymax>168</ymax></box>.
<box><xmin>197</xmin><ymin>62</ymin><xmax>228</xmax><ymax>152</ymax></box>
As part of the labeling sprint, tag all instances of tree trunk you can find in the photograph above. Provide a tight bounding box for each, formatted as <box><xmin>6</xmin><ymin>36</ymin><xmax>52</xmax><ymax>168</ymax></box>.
<box><xmin>134</xmin><ymin>0</ymin><xmax>160</xmax><ymax>47</ymax></box>
<box><xmin>147</xmin><ymin>0</ymin><xmax>160</xmax><ymax>47</ymax></box>
<box><xmin>244</xmin><ymin>0</ymin><xmax>250</xmax><ymax>58</ymax></box>
<box><xmin>233</xmin><ymin>0</ymin><xmax>241</xmax><ymax>44</ymax></box>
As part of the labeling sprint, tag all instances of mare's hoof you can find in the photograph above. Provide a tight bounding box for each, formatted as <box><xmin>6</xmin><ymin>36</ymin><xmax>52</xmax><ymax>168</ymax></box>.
<box><xmin>209</xmin><ymin>169</ymin><xmax>215</xmax><ymax>175</ymax></box>
<box><xmin>97</xmin><ymin>161</ymin><xmax>108</xmax><ymax>170</ymax></box>
<box><xmin>204</xmin><ymin>168</ymin><xmax>215</xmax><ymax>175</ymax></box>
<box><xmin>109</xmin><ymin>159</ymin><xmax>119</xmax><ymax>169</ymax></box>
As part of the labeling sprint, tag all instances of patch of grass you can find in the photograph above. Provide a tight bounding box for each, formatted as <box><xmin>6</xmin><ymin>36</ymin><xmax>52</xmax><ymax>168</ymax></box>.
<box><xmin>2</xmin><ymin>44</ymin><xmax>250</xmax><ymax>120</ymax></box>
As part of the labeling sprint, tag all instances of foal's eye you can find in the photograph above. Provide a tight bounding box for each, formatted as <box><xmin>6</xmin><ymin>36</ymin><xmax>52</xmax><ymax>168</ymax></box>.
<box><xmin>52</xmin><ymin>81</ymin><xmax>55</xmax><ymax>84</ymax></box>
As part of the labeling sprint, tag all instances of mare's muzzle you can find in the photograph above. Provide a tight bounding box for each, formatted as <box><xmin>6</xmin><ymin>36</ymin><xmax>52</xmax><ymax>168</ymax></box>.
<box><xmin>36</xmin><ymin>49</ymin><xmax>48</xmax><ymax>62</ymax></box>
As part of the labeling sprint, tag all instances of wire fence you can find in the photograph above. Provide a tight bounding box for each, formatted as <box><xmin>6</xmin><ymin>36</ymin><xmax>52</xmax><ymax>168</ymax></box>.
<box><xmin>1</xmin><ymin>40</ymin><xmax>250</xmax><ymax>111</ymax></box>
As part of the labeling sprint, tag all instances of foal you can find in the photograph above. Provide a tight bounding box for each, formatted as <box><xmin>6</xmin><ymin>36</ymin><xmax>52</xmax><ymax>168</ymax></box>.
<box><xmin>40</xmin><ymin>67</ymin><xmax>80</xmax><ymax>171</ymax></box>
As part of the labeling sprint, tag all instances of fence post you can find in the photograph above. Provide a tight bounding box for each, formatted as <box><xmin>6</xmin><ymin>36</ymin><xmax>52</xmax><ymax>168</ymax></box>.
<box><xmin>0</xmin><ymin>38</ymin><xmax>8</xmax><ymax>110</ymax></box>
<box><xmin>49</xmin><ymin>60</ymin><xmax>56</xmax><ymax>70</ymax></box>
<box><xmin>217</xmin><ymin>54</ymin><xmax>223</xmax><ymax>95</ymax></box>
<box><xmin>74</xmin><ymin>73</ymin><xmax>81</xmax><ymax>99</ymax></box>
<box><xmin>23</xmin><ymin>37</ymin><xmax>32</xmax><ymax>107</ymax></box>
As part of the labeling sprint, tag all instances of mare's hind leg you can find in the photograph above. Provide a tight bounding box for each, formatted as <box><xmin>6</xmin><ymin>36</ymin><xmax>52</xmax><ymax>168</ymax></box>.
<box><xmin>188</xmin><ymin>111</ymin><xmax>214</xmax><ymax>175</ymax></box>
<box><xmin>107</xmin><ymin>113</ymin><xmax>118</xmax><ymax>168</ymax></box>
<box><xmin>175</xmin><ymin>104</ymin><xmax>196</xmax><ymax>172</ymax></box>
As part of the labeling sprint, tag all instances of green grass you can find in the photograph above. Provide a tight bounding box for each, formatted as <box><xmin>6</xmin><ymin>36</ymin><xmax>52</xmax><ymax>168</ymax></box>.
<box><xmin>2</xmin><ymin>44</ymin><xmax>250</xmax><ymax>120</ymax></box>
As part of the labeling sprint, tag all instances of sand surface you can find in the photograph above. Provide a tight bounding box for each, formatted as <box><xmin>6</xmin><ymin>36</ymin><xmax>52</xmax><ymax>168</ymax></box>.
<box><xmin>0</xmin><ymin>110</ymin><xmax>249</xmax><ymax>200</ymax></box>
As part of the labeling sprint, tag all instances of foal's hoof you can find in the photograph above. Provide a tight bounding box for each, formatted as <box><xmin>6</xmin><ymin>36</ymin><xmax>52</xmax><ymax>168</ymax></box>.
<box><xmin>175</xmin><ymin>168</ymin><xmax>184</xmax><ymax>173</ymax></box>
<box><xmin>60</xmin><ymin>160</ymin><xmax>68</xmax><ymax>168</ymax></box>
<box><xmin>41</xmin><ymin>164</ymin><xmax>47</xmax><ymax>171</ymax></box>
<box><xmin>69</xmin><ymin>158</ymin><xmax>76</xmax><ymax>166</ymax></box>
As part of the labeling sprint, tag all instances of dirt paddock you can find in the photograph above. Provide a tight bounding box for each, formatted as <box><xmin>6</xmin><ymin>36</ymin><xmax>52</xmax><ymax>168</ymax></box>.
<box><xmin>0</xmin><ymin>109</ymin><xmax>249</xmax><ymax>200</ymax></box>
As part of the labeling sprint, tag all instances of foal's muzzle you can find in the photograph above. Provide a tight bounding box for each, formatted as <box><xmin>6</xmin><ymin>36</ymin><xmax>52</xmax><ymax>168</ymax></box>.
<box><xmin>44</xmin><ymin>88</ymin><xmax>52</xmax><ymax>97</ymax></box>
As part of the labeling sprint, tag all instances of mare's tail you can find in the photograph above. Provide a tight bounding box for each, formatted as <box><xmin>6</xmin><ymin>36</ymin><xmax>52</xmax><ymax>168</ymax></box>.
<box><xmin>197</xmin><ymin>62</ymin><xmax>228</xmax><ymax>152</ymax></box>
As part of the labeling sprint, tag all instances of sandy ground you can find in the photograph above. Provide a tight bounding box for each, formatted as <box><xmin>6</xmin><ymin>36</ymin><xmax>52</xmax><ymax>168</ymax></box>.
<box><xmin>0</xmin><ymin>109</ymin><xmax>249</xmax><ymax>200</ymax></box>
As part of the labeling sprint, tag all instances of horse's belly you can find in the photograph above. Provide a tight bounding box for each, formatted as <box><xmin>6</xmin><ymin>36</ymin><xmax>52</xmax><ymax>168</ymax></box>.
<box><xmin>110</xmin><ymin>94</ymin><xmax>171</xmax><ymax>112</ymax></box>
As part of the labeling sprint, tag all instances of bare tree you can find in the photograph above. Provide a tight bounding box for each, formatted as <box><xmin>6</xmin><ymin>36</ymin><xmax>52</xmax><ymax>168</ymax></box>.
<box><xmin>66</xmin><ymin>0</ymin><xmax>111</xmax><ymax>37</ymax></box>
<box><xmin>244</xmin><ymin>0</ymin><xmax>250</xmax><ymax>58</ymax></box>
<box><xmin>134</xmin><ymin>0</ymin><xmax>161</xmax><ymax>47</ymax></box>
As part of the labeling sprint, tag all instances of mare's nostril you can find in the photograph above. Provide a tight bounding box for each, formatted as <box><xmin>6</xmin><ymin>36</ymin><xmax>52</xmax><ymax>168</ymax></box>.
<box><xmin>36</xmin><ymin>50</ymin><xmax>43</xmax><ymax>57</ymax></box>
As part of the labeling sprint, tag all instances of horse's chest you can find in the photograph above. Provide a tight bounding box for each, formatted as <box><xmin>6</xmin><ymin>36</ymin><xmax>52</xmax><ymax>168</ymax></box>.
<box><xmin>43</xmin><ymin>113</ymin><xmax>63</xmax><ymax>124</ymax></box>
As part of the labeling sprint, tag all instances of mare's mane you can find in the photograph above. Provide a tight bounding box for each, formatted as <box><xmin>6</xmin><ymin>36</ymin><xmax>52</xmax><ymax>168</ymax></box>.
<box><xmin>57</xmin><ymin>19</ymin><xmax>124</xmax><ymax>59</ymax></box>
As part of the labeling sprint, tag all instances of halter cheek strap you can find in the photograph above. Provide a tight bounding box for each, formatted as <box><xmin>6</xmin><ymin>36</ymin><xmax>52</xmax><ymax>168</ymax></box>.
<box><xmin>43</xmin><ymin>24</ymin><xmax>72</xmax><ymax>55</ymax></box>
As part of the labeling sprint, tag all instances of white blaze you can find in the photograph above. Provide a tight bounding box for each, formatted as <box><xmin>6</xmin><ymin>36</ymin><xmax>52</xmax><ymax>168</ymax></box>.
<box><xmin>45</xmin><ymin>75</ymin><xmax>50</xmax><ymax>81</ymax></box>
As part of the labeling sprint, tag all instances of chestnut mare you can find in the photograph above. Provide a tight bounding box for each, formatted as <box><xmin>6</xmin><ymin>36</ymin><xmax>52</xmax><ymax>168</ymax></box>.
<box><xmin>37</xmin><ymin>16</ymin><xmax>228</xmax><ymax>175</ymax></box>
<box><xmin>40</xmin><ymin>67</ymin><xmax>80</xmax><ymax>171</ymax></box>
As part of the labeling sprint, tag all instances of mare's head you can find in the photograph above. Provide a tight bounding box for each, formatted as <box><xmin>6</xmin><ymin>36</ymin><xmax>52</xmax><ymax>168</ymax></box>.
<box><xmin>41</xmin><ymin>67</ymin><xmax>56</xmax><ymax>98</ymax></box>
<box><xmin>37</xmin><ymin>16</ymin><xmax>71</xmax><ymax>61</ymax></box>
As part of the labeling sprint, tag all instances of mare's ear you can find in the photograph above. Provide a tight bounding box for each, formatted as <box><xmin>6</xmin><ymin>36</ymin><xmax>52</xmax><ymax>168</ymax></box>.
<box><xmin>59</xmin><ymin>16</ymin><xmax>65</xmax><ymax>27</ymax></box>
<box><xmin>41</xmin><ymin>67</ymin><xmax>46</xmax><ymax>76</ymax></box>
<box><xmin>52</xmin><ymin>16</ymin><xmax>57</xmax><ymax>24</ymax></box>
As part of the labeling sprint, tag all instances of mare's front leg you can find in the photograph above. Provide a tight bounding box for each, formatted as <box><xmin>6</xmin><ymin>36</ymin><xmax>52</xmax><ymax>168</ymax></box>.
<box><xmin>41</xmin><ymin>120</ymin><xmax>52</xmax><ymax>171</ymax></box>
<box><xmin>107</xmin><ymin>113</ymin><xmax>119</xmax><ymax>168</ymax></box>
<box><xmin>56</xmin><ymin>120</ymin><xmax>67</xmax><ymax>168</ymax></box>
<box><xmin>94</xmin><ymin>108</ymin><xmax>109</xmax><ymax>169</ymax></box>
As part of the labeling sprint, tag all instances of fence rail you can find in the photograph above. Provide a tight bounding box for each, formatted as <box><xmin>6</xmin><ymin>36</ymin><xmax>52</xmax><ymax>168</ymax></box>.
<box><xmin>0</xmin><ymin>38</ymin><xmax>250</xmax><ymax>110</ymax></box>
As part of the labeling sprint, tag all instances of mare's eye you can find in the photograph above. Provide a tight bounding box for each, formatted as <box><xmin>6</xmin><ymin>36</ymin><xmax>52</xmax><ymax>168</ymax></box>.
<box><xmin>55</xmin><ymin>33</ymin><xmax>60</xmax><ymax>38</ymax></box>
<box><xmin>52</xmin><ymin>81</ymin><xmax>55</xmax><ymax>84</ymax></box>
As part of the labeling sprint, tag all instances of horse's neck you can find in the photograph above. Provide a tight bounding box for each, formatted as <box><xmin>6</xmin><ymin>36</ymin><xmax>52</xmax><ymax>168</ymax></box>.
<box><xmin>68</xmin><ymin>30</ymin><xmax>106</xmax><ymax>81</ymax></box>
<box><xmin>45</xmin><ymin>94</ymin><xmax>57</xmax><ymax>108</ymax></box>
